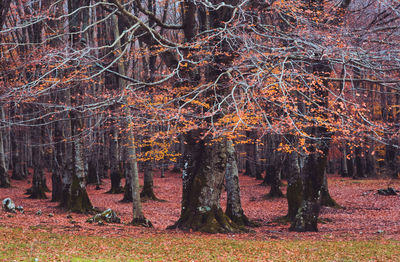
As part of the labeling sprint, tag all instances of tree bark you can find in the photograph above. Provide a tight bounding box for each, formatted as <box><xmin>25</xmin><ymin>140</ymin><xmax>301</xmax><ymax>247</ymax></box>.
<box><xmin>225</xmin><ymin>140</ymin><xmax>255</xmax><ymax>227</ymax></box>
<box><xmin>290</xmin><ymin>126</ymin><xmax>330</xmax><ymax>232</ymax></box>
<box><xmin>0</xmin><ymin>107</ymin><xmax>10</xmax><ymax>188</ymax></box>
<box><xmin>168</xmin><ymin>132</ymin><xmax>245</xmax><ymax>233</ymax></box>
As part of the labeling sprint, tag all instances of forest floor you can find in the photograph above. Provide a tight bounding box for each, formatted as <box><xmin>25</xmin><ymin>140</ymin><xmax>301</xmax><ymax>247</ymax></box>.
<box><xmin>1</xmin><ymin>170</ymin><xmax>400</xmax><ymax>260</ymax></box>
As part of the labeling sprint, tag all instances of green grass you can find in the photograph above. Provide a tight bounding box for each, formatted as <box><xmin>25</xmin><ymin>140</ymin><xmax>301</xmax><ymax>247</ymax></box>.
<box><xmin>0</xmin><ymin>226</ymin><xmax>399</xmax><ymax>261</ymax></box>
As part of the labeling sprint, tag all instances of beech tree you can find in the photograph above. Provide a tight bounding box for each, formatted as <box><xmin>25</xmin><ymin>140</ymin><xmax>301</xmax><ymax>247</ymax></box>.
<box><xmin>0</xmin><ymin>0</ymin><xmax>399</xmax><ymax>232</ymax></box>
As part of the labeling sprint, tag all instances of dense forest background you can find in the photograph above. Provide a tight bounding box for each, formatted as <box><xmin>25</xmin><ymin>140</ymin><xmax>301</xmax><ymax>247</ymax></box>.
<box><xmin>0</xmin><ymin>0</ymin><xmax>399</xmax><ymax>233</ymax></box>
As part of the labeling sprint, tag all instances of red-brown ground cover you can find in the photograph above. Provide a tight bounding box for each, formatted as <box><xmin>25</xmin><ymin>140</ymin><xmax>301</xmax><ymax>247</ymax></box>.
<box><xmin>1</xmin><ymin>171</ymin><xmax>400</xmax><ymax>241</ymax></box>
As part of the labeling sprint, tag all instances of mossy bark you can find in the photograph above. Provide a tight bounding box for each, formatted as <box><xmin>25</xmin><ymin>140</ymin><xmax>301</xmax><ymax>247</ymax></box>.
<box><xmin>168</xmin><ymin>132</ymin><xmax>246</xmax><ymax>233</ymax></box>
<box><xmin>59</xmin><ymin>111</ymin><xmax>93</xmax><ymax>213</ymax></box>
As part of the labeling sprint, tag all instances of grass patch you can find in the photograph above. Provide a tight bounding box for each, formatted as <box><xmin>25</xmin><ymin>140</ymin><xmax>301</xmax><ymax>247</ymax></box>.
<box><xmin>0</xmin><ymin>226</ymin><xmax>399</xmax><ymax>261</ymax></box>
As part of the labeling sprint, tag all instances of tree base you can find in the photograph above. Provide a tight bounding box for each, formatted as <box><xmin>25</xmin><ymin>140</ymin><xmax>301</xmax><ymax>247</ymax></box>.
<box><xmin>289</xmin><ymin>200</ymin><xmax>320</xmax><ymax>232</ymax></box>
<box><xmin>168</xmin><ymin>207</ymin><xmax>248</xmax><ymax>233</ymax></box>
<box><xmin>131</xmin><ymin>217</ymin><xmax>153</xmax><ymax>228</ymax></box>
<box><xmin>226</xmin><ymin>212</ymin><xmax>260</xmax><ymax>228</ymax></box>
<box><xmin>106</xmin><ymin>186</ymin><xmax>124</xmax><ymax>194</ymax></box>
<box><xmin>321</xmin><ymin>192</ymin><xmax>341</xmax><ymax>208</ymax></box>
<box><xmin>29</xmin><ymin>189</ymin><xmax>47</xmax><ymax>199</ymax></box>
<box><xmin>140</xmin><ymin>189</ymin><xmax>165</xmax><ymax>202</ymax></box>
<box><xmin>264</xmin><ymin>187</ymin><xmax>284</xmax><ymax>199</ymax></box>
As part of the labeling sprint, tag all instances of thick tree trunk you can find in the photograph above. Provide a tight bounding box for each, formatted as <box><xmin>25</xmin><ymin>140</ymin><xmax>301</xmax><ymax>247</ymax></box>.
<box><xmin>225</xmin><ymin>140</ymin><xmax>255</xmax><ymax>227</ymax></box>
<box><xmin>59</xmin><ymin>110</ymin><xmax>93</xmax><ymax>213</ymax></box>
<box><xmin>168</xmin><ymin>132</ymin><xmax>245</xmax><ymax>233</ymax></box>
<box><xmin>290</xmin><ymin>127</ymin><xmax>330</xmax><ymax>232</ymax></box>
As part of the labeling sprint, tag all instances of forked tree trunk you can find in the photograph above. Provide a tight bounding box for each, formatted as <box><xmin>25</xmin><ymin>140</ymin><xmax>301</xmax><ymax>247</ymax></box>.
<box><xmin>168</xmin><ymin>132</ymin><xmax>245</xmax><ymax>233</ymax></box>
<box><xmin>225</xmin><ymin>140</ymin><xmax>255</xmax><ymax>227</ymax></box>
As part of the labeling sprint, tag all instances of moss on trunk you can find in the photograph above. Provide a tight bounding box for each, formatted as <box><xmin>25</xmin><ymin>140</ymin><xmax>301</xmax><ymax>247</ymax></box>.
<box><xmin>169</xmin><ymin>134</ymin><xmax>247</xmax><ymax>233</ymax></box>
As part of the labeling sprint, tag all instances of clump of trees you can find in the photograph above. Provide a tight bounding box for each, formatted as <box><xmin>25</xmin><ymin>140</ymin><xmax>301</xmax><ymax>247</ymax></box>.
<box><xmin>0</xmin><ymin>0</ymin><xmax>398</xmax><ymax>232</ymax></box>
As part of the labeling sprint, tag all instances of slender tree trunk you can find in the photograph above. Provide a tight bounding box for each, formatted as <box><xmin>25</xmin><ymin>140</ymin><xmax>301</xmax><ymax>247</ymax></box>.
<box><xmin>286</xmin><ymin>149</ymin><xmax>304</xmax><ymax>221</ymax></box>
<box><xmin>107</xmin><ymin>126</ymin><xmax>123</xmax><ymax>193</ymax></box>
<box><xmin>264</xmin><ymin>134</ymin><xmax>284</xmax><ymax>197</ymax></box>
<box><xmin>0</xmin><ymin>107</ymin><xmax>10</xmax><ymax>188</ymax></box>
<box><xmin>124</xmin><ymin>125</ymin><xmax>152</xmax><ymax>226</ymax></box>
<box><xmin>29</xmin><ymin>121</ymin><xmax>47</xmax><ymax>199</ymax></box>
<box><xmin>225</xmin><ymin>140</ymin><xmax>255</xmax><ymax>227</ymax></box>
<box><xmin>140</xmin><ymin>161</ymin><xmax>159</xmax><ymax>201</ymax></box>
<box><xmin>244</xmin><ymin>130</ymin><xmax>260</xmax><ymax>179</ymax></box>
<box><xmin>340</xmin><ymin>143</ymin><xmax>349</xmax><ymax>177</ymax></box>
<box><xmin>320</xmin><ymin>170</ymin><xmax>339</xmax><ymax>207</ymax></box>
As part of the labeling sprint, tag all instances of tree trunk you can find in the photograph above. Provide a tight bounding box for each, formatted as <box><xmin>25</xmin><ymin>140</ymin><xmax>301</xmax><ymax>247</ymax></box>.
<box><xmin>290</xmin><ymin>127</ymin><xmax>330</xmax><ymax>232</ymax></box>
<box><xmin>225</xmin><ymin>140</ymin><xmax>255</xmax><ymax>227</ymax></box>
<box><xmin>140</xmin><ymin>162</ymin><xmax>159</xmax><ymax>201</ymax></box>
<box><xmin>0</xmin><ymin>107</ymin><xmax>10</xmax><ymax>187</ymax></box>
<box><xmin>107</xmin><ymin>125</ymin><xmax>123</xmax><ymax>193</ymax></box>
<box><xmin>286</xmin><ymin>149</ymin><xmax>303</xmax><ymax>221</ymax></box>
<box><xmin>29</xmin><ymin>123</ymin><xmax>47</xmax><ymax>199</ymax></box>
<box><xmin>320</xmin><ymin>170</ymin><xmax>339</xmax><ymax>207</ymax></box>
<box><xmin>340</xmin><ymin>144</ymin><xmax>349</xmax><ymax>177</ymax></box>
<box><xmin>58</xmin><ymin>0</ymin><xmax>93</xmax><ymax>213</ymax></box>
<box><xmin>244</xmin><ymin>130</ymin><xmax>261</xmax><ymax>179</ymax></box>
<box><xmin>168</xmin><ymin>132</ymin><xmax>245</xmax><ymax>233</ymax></box>
<box><xmin>264</xmin><ymin>134</ymin><xmax>284</xmax><ymax>197</ymax></box>
<box><xmin>124</xmin><ymin>127</ymin><xmax>152</xmax><ymax>227</ymax></box>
